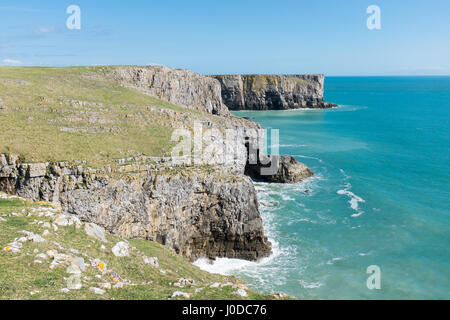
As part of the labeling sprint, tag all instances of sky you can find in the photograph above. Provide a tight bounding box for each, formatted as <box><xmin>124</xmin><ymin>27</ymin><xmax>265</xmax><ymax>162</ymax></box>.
<box><xmin>0</xmin><ymin>0</ymin><xmax>449</xmax><ymax>75</ymax></box>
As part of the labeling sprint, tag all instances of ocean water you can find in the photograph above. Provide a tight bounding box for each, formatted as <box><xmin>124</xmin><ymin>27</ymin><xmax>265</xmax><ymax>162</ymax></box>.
<box><xmin>194</xmin><ymin>77</ymin><xmax>450</xmax><ymax>299</ymax></box>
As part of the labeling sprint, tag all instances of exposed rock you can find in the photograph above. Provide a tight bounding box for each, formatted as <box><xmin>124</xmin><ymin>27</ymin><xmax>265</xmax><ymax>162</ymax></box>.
<box><xmin>143</xmin><ymin>256</ymin><xmax>159</xmax><ymax>268</ymax></box>
<box><xmin>66</xmin><ymin>264</ymin><xmax>82</xmax><ymax>274</ymax></box>
<box><xmin>233</xmin><ymin>288</ymin><xmax>248</xmax><ymax>297</ymax></box>
<box><xmin>66</xmin><ymin>275</ymin><xmax>82</xmax><ymax>290</ymax></box>
<box><xmin>85</xmin><ymin>223</ymin><xmax>107</xmax><ymax>242</ymax></box>
<box><xmin>89</xmin><ymin>287</ymin><xmax>105</xmax><ymax>295</ymax></box>
<box><xmin>110</xmin><ymin>66</ymin><xmax>229</xmax><ymax>116</ymax></box>
<box><xmin>171</xmin><ymin>291</ymin><xmax>190</xmax><ymax>299</ymax></box>
<box><xmin>245</xmin><ymin>155</ymin><xmax>314</xmax><ymax>183</ymax></box>
<box><xmin>98</xmin><ymin>282</ymin><xmax>111</xmax><ymax>290</ymax></box>
<box><xmin>0</xmin><ymin>155</ymin><xmax>271</xmax><ymax>261</ymax></box>
<box><xmin>214</xmin><ymin>74</ymin><xmax>337</xmax><ymax>110</ymax></box>
<box><xmin>112</xmin><ymin>242</ymin><xmax>129</xmax><ymax>257</ymax></box>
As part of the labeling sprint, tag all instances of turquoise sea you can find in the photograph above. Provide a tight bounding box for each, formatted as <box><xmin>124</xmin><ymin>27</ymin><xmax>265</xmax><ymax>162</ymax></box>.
<box><xmin>195</xmin><ymin>77</ymin><xmax>450</xmax><ymax>299</ymax></box>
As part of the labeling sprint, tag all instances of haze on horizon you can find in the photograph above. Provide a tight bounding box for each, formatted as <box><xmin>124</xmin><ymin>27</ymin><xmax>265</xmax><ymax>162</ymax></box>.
<box><xmin>0</xmin><ymin>0</ymin><xmax>449</xmax><ymax>76</ymax></box>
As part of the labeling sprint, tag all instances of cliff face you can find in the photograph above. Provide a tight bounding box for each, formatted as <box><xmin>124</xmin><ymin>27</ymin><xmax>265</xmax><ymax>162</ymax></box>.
<box><xmin>110</xmin><ymin>66</ymin><xmax>230</xmax><ymax>116</ymax></box>
<box><xmin>0</xmin><ymin>154</ymin><xmax>271</xmax><ymax>261</ymax></box>
<box><xmin>213</xmin><ymin>74</ymin><xmax>336</xmax><ymax>110</ymax></box>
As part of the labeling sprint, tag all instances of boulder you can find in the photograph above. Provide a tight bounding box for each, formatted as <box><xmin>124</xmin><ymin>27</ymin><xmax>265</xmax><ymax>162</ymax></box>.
<box><xmin>245</xmin><ymin>155</ymin><xmax>314</xmax><ymax>183</ymax></box>
<box><xmin>112</xmin><ymin>241</ymin><xmax>129</xmax><ymax>257</ymax></box>
<box><xmin>84</xmin><ymin>223</ymin><xmax>107</xmax><ymax>242</ymax></box>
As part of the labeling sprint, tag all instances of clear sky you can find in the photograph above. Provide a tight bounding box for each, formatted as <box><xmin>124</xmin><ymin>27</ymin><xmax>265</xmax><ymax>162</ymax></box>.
<box><xmin>1</xmin><ymin>0</ymin><xmax>449</xmax><ymax>75</ymax></box>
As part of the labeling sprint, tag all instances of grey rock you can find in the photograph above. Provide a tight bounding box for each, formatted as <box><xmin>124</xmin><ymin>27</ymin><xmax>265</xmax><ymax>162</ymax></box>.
<box><xmin>245</xmin><ymin>155</ymin><xmax>314</xmax><ymax>184</ymax></box>
<box><xmin>112</xmin><ymin>241</ymin><xmax>129</xmax><ymax>257</ymax></box>
<box><xmin>213</xmin><ymin>74</ymin><xmax>337</xmax><ymax>110</ymax></box>
<box><xmin>85</xmin><ymin>223</ymin><xmax>107</xmax><ymax>242</ymax></box>
<box><xmin>0</xmin><ymin>155</ymin><xmax>271</xmax><ymax>261</ymax></box>
<box><xmin>143</xmin><ymin>256</ymin><xmax>159</xmax><ymax>268</ymax></box>
<box><xmin>110</xmin><ymin>66</ymin><xmax>229</xmax><ymax>116</ymax></box>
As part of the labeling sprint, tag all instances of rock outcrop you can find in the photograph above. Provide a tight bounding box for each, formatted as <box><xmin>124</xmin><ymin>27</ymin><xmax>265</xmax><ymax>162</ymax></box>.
<box><xmin>213</xmin><ymin>74</ymin><xmax>336</xmax><ymax>110</ymax></box>
<box><xmin>245</xmin><ymin>155</ymin><xmax>314</xmax><ymax>183</ymax></box>
<box><xmin>0</xmin><ymin>154</ymin><xmax>271</xmax><ymax>261</ymax></box>
<box><xmin>110</xmin><ymin>66</ymin><xmax>230</xmax><ymax>116</ymax></box>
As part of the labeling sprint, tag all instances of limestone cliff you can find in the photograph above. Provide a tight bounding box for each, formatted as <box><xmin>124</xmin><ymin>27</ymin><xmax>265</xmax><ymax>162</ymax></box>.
<box><xmin>0</xmin><ymin>154</ymin><xmax>271</xmax><ymax>261</ymax></box>
<box><xmin>213</xmin><ymin>74</ymin><xmax>336</xmax><ymax>110</ymax></box>
<box><xmin>110</xmin><ymin>66</ymin><xmax>230</xmax><ymax>116</ymax></box>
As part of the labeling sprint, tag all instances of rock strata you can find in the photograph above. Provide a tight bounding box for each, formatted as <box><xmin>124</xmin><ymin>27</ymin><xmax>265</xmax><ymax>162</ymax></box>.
<box><xmin>0</xmin><ymin>154</ymin><xmax>271</xmax><ymax>261</ymax></box>
<box><xmin>213</xmin><ymin>74</ymin><xmax>336</xmax><ymax>110</ymax></box>
<box><xmin>110</xmin><ymin>66</ymin><xmax>230</xmax><ymax>116</ymax></box>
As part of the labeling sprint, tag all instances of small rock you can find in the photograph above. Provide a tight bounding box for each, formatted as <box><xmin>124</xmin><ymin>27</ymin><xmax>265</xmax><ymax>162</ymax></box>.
<box><xmin>143</xmin><ymin>256</ymin><xmax>159</xmax><ymax>268</ymax></box>
<box><xmin>67</xmin><ymin>264</ymin><xmax>82</xmax><ymax>275</ymax></box>
<box><xmin>55</xmin><ymin>215</ymin><xmax>81</xmax><ymax>228</ymax></box>
<box><xmin>98</xmin><ymin>282</ymin><xmax>111</xmax><ymax>290</ymax></box>
<box><xmin>210</xmin><ymin>282</ymin><xmax>221</xmax><ymax>288</ymax></box>
<box><xmin>60</xmin><ymin>288</ymin><xmax>70</xmax><ymax>293</ymax></box>
<box><xmin>112</xmin><ymin>241</ymin><xmax>129</xmax><ymax>257</ymax></box>
<box><xmin>42</xmin><ymin>230</ymin><xmax>50</xmax><ymax>237</ymax></box>
<box><xmin>34</xmin><ymin>260</ymin><xmax>43</xmax><ymax>264</ymax></box>
<box><xmin>233</xmin><ymin>289</ymin><xmax>248</xmax><ymax>297</ymax></box>
<box><xmin>67</xmin><ymin>275</ymin><xmax>82</xmax><ymax>290</ymax></box>
<box><xmin>171</xmin><ymin>291</ymin><xmax>190</xmax><ymax>299</ymax></box>
<box><xmin>72</xmin><ymin>257</ymin><xmax>86</xmax><ymax>272</ymax></box>
<box><xmin>35</xmin><ymin>253</ymin><xmax>48</xmax><ymax>260</ymax></box>
<box><xmin>89</xmin><ymin>287</ymin><xmax>105</xmax><ymax>295</ymax></box>
<box><xmin>85</xmin><ymin>223</ymin><xmax>107</xmax><ymax>242</ymax></box>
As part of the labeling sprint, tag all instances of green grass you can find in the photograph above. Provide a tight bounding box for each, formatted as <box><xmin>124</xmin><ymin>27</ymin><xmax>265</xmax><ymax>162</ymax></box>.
<box><xmin>0</xmin><ymin>66</ymin><xmax>211</xmax><ymax>167</ymax></box>
<box><xmin>0</xmin><ymin>195</ymin><xmax>278</xmax><ymax>300</ymax></box>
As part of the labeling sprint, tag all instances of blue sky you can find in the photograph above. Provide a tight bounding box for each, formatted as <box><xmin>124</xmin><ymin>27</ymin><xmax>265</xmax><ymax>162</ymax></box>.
<box><xmin>1</xmin><ymin>0</ymin><xmax>449</xmax><ymax>75</ymax></box>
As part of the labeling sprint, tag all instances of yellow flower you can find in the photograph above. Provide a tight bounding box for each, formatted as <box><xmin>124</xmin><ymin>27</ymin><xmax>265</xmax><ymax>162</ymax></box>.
<box><xmin>98</xmin><ymin>263</ymin><xmax>105</xmax><ymax>271</ymax></box>
<box><xmin>4</xmin><ymin>246</ymin><xmax>11</xmax><ymax>252</ymax></box>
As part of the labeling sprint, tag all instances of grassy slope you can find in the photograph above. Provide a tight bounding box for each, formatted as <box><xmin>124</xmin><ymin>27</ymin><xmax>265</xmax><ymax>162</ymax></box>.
<box><xmin>0</xmin><ymin>66</ymin><xmax>204</xmax><ymax>166</ymax></box>
<box><xmin>0</xmin><ymin>194</ymin><xmax>275</xmax><ymax>300</ymax></box>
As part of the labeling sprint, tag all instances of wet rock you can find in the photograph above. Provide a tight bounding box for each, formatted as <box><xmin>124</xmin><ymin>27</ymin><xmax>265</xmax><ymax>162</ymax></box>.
<box><xmin>245</xmin><ymin>155</ymin><xmax>314</xmax><ymax>183</ymax></box>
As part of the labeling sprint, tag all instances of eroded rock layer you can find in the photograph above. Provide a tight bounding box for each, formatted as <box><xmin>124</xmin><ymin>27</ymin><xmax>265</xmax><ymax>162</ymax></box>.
<box><xmin>213</xmin><ymin>74</ymin><xmax>336</xmax><ymax>110</ymax></box>
<box><xmin>0</xmin><ymin>154</ymin><xmax>271</xmax><ymax>261</ymax></box>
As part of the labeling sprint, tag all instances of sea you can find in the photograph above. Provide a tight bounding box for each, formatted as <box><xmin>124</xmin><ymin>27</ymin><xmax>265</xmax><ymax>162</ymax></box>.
<box><xmin>194</xmin><ymin>76</ymin><xmax>450</xmax><ymax>299</ymax></box>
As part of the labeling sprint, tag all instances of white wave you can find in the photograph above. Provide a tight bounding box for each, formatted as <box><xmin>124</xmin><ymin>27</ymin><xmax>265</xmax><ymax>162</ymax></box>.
<box><xmin>337</xmin><ymin>189</ymin><xmax>365</xmax><ymax>212</ymax></box>
<box><xmin>294</xmin><ymin>154</ymin><xmax>324</xmax><ymax>163</ymax></box>
<box><xmin>193</xmin><ymin>238</ymin><xmax>284</xmax><ymax>275</ymax></box>
<box><xmin>337</xmin><ymin>171</ymin><xmax>366</xmax><ymax>217</ymax></box>
<box><xmin>326</xmin><ymin>257</ymin><xmax>344</xmax><ymax>265</ymax></box>
<box><xmin>298</xmin><ymin>280</ymin><xmax>324</xmax><ymax>289</ymax></box>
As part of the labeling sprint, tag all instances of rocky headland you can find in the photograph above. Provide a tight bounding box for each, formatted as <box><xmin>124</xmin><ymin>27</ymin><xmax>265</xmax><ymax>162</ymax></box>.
<box><xmin>0</xmin><ymin>65</ymin><xmax>317</xmax><ymax>264</ymax></box>
<box><xmin>213</xmin><ymin>74</ymin><xmax>337</xmax><ymax>110</ymax></box>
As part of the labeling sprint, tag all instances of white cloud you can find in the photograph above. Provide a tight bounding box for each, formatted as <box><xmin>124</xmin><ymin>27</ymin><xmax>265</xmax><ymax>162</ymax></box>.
<box><xmin>36</xmin><ymin>26</ymin><xmax>55</xmax><ymax>34</ymax></box>
<box><xmin>2</xmin><ymin>59</ymin><xmax>23</xmax><ymax>65</ymax></box>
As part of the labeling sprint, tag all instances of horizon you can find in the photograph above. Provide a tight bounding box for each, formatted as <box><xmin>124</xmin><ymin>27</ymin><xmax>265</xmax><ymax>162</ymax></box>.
<box><xmin>0</xmin><ymin>65</ymin><xmax>449</xmax><ymax>77</ymax></box>
<box><xmin>1</xmin><ymin>0</ymin><xmax>450</xmax><ymax>76</ymax></box>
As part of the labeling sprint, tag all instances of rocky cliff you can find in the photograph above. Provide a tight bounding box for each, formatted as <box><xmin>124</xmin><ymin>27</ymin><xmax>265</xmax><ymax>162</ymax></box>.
<box><xmin>213</xmin><ymin>74</ymin><xmax>336</xmax><ymax>110</ymax></box>
<box><xmin>0</xmin><ymin>154</ymin><xmax>271</xmax><ymax>261</ymax></box>
<box><xmin>110</xmin><ymin>66</ymin><xmax>230</xmax><ymax>116</ymax></box>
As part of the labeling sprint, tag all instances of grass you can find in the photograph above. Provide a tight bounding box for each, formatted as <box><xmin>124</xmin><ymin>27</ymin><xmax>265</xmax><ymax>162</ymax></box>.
<box><xmin>0</xmin><ymin>66</ymin><xmax>213</xmax><ymax>167</ymax></box>
<box><xmin>0</xmin><ymin>195</ymin><xmax>278</xmax><ymax>300</ymax></box>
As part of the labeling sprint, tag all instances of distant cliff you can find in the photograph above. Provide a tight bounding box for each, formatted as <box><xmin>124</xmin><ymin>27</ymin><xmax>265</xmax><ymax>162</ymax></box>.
<box><xmin>213</xmin><ymin>74</ymin><xmax>336</xmax><ymax>110</ymax></box>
